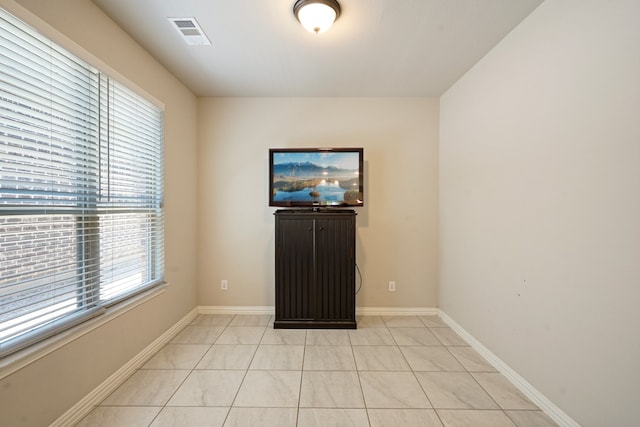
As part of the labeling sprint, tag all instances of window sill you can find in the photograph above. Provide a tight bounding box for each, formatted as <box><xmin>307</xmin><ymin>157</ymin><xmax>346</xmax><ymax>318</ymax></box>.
<box><xmin>0</xmin><ymin>283</ymin><xmax>167</xmax><ymax>381</ymax></box>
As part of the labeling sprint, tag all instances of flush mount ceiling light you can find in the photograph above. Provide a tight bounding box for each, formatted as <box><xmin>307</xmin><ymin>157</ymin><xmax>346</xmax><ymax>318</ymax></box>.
<box><xmin>293</xmin><ymin>0</ymin><xmax>341</xmax><ymax>34</ymax></box>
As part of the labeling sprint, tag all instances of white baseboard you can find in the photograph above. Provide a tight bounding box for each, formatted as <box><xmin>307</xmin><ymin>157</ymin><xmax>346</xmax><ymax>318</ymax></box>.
<box><xmin>197</xmin><ymin>305</ymin><xmax>275</xmax><ymax>315</ymax></box>
<box><xmin>356</xmin><ymin>306</ymin><xmax>439</xmax><ymax>316</ymax></box>
<box><xmin>439</xmin><ymin>310</ymin><xmax>580</xmax><ymax>427</ymax></box>
<box><xmin>50</xmin><ymin>308</ymin><xmax>199</xmax><ymax>427</ymax></box>
<box><xmin>197</xmin><ymin>306</ymin><xmax>439</xmax><ymax>316</ymax></box>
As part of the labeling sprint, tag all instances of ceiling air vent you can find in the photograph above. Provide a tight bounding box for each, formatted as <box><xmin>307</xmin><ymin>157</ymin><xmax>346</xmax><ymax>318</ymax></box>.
<box><xmin>168</xmin><ymin>17</ymin><xmax>211</xmax><ymax>46</ymax></box>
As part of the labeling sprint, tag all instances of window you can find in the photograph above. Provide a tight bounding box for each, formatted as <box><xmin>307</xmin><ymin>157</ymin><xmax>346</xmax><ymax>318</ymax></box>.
<box><xmin>0</xmin><ymin>9</ymin><xmax>164</xmax><ymax>358</ymax></box>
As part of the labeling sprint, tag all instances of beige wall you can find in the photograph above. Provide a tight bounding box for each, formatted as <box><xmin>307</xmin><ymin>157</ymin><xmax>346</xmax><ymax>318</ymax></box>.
<box><xmin>439</xmin><ymin>1</ymin><xmax>640</xmax><ymax>425</ymax></box>
<box><xmin>0</xmin><ymin>1</ymin><xmax>198</xmax><ymax>425</ymax></box>
<box><xmin>197</xmin><ymin>97</ymin><xmax>439</xmax><ymax>309</ymax></box>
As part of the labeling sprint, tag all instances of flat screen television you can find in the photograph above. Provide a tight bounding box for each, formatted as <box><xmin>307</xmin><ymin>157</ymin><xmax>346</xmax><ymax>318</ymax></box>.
<box><xmin>269</xmin><ymin>148</ymin><xmax>364</xmax><ymax>208</ymax></box>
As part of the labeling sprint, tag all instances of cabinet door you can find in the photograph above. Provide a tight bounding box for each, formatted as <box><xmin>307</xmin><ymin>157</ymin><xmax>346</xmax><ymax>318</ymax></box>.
<box><xmin>314</xmin><ymin>217</ymin><xmax>355</xmax><ymax>321</ymax></box>
<box><xmin>275</xmin><ymin>217</ymin><xmax>315</xmax><ymax>321</ymax></box>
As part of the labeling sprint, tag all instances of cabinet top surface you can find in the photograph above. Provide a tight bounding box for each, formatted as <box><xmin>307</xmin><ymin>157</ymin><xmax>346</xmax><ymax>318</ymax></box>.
<box><xmin>275</xmin><ymin>209</ymin><xmax>357</xmax><ymax>217</ymax></box>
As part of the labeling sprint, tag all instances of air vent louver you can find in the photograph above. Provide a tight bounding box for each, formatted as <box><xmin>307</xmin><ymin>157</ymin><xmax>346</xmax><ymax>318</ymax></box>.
<box><xmin>168</xmin><ymin>17</ymin><xmax>211</xmax><ymax>46</ymax></box>
<box><xmin>173</xmin><ymin>20</ymin><xmax>196</xmax><ymax>29</ymax></box>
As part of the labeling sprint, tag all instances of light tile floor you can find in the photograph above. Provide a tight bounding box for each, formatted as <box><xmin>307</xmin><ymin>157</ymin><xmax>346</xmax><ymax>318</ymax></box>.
<box><xmin>75</xmin><ymin>314</ymin><xmax>559</xmax><ymax>427</ymax></box>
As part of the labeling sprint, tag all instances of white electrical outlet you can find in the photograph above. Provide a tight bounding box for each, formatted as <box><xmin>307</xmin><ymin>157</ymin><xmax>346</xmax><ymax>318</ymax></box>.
<box><xmin>388</xmin><ymin>281</ymin><xmax>396</xmax><ymax>292</ymax></box>
<box><xmin>221</xmin><ymin>279</ymin><xmax>228</xmax><ymax>290</ymax></box>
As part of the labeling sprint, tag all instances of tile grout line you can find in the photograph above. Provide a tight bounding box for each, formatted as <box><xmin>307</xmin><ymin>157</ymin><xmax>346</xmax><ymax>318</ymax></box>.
<box><xmin>389</xmin><ymin>317</ymin><xmax>443</xmax><ymax>426</ymax></box>
<box><xmin>207</xmin><ymin>314</ymin><xmax>237</xmax><ymax>427</ymax></box>
<box><xmin>394</xmin><ymin>329</ymin><xmax>438</xmax><ymax>409</ymax></box>
<box><xmin>422</xmin><ymin>316</ymin><xmax>530</xmax><ymax>424</ymax></box>
<box><xmin>295</xmin><ymin>329</ymin><xmax>308</xmax><ymax>427</ymax></box>
<box><xmin>349</xmin><ymin>325</ymin><xmax>372</xmax><ymax>426</ymax></box>
<box><xmin>222</xmin><ymin>315</ymin><xmax>269</xmax><ymax>424</ymax></box>
<box><xmin>143</xmin><ymin>314</ymin><xmax>236</xmax><ymax>426</ymax></box>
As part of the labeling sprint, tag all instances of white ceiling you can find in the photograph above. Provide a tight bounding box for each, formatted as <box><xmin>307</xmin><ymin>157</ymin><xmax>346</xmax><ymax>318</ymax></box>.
<box><xmin>92</xmin><ymin>0</ymin><xmax>543</xmax><ymax>97</ymax></box>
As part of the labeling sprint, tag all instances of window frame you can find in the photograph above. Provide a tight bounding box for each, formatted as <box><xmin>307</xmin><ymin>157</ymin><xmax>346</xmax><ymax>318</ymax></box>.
<box><xmin>0</xmin><ymin>7</ymin><xmax>165</xmax><ymax>360</ymax></box>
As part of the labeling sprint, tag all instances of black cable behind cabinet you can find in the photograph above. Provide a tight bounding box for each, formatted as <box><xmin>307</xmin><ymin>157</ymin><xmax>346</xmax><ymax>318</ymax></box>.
<box><xmin>274</xmin><ymin>209</ymin><xmax>357</xmax><ymax>329</ymax></box>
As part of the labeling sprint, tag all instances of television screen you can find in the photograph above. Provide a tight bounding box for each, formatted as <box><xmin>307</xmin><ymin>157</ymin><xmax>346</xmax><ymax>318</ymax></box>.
<box><xmin>269</xmin><ymin>148</ymin><xmax>364</xmax><ymax>207</ymax></box>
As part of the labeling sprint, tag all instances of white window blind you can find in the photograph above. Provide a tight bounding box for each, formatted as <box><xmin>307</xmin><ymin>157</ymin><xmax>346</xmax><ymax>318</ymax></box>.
<box><xmin>0</xmin><ymin>9</ymin><xmax>164</xmax><ymax>358</ymax></box>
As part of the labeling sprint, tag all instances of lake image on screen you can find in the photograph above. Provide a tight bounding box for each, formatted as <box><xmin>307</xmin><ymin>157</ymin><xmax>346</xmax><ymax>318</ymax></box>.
<box><xmin>272</xmin><ymin>152</ymin><xmax>362</xmax><ymax>205</ymax></box>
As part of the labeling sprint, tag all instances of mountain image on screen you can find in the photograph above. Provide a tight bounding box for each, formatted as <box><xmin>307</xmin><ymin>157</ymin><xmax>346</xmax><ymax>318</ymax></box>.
<box><xmin>272</xmin><ymin>161</ymin><xmax>361</xmax><ymax>205</ymax></box>
<box><xmin>273</xmin><ymin>162</ymin><xmax>353</xmax><ymax>177</ymax></box>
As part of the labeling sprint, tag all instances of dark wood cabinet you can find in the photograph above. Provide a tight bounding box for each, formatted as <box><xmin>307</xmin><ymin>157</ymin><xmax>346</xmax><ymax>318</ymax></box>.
<box><xmin>274</xmin><ymin>209</ymin><xmax>357</xmax><ymax>329</ymax></box>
